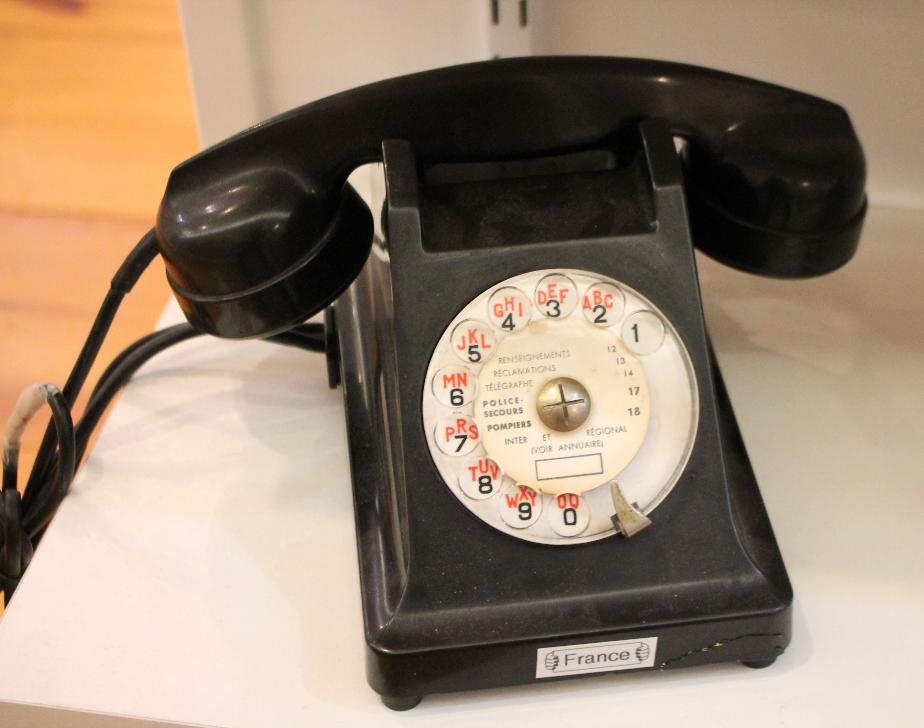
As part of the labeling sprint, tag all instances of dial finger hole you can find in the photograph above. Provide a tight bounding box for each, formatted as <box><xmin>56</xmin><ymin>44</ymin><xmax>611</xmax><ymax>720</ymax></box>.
<box><xmin>434</xmin><ymin>414</ymin><xmax>480</xmax><ymax>456</ymax></box>
<box><xmin>499</xmin><ymin>482</ymin><xmax>542</xmax><ymax>528</ymax></box>
<box><xmin>432</xmin><ymin>365</ymin><xmax>476</xmax><ymax>408</ymax></box>
<box><xmin>547</xmin><ymin>492</ymin><xmax>591</xmax><ymax>537</ymax></box>
<box><xmin>458</xmin><ymin>456</ymin><xmax>503</xmax><ymax>499</ymax></box>
<box><xmin>487</xmin><ymin>287</ymin><xmax>531</xmax><ymax>332</ymax></box>
<box><xmin>581</xmin><ymin>282</ymin><xmax>625</xmax><ymax>327</ymax></box>
<box><xmin>451</xmin><ymin>320</ymin><xmax>496</xmax><ymax>364</ymax></box>
<box><xmin>621</xmin><ymin>310</ymin><xmax>665</xmax><ymax>355</ymax></box>
<box><xmin>534</xmin><ymin>273</ymin><xmax>578</xmax><ymax>319</ymax></box>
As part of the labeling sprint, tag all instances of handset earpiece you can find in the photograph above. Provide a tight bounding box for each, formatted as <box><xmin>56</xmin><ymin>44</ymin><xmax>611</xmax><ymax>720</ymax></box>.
<box><xmin>678</xmin><ymin>94</ymin><xmax>867</xmax><ymax>277</ymax></box>
<box><xmin>155</xmin><ymin>56</ymin><xmax>866</xmax><ymax>337</ymax></box>
<box><xmin>157</xmin><ymin>165</ymin><xmax>372</xmax><ymax>339</ymax></box>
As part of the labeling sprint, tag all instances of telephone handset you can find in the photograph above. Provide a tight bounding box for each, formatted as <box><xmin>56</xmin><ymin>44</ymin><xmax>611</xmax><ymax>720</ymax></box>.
<box><xmin>156</xmin><ymin>56</ymin><xmax>865</xmax><ymax>338</ymax></box>
<box><xmin>152</xmin><ymin>58</ymin><xmax>865</xmax><ymax>708</ymax></box>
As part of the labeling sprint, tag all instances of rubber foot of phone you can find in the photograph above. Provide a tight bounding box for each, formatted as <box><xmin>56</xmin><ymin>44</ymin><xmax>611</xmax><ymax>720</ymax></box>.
<box><xmin>742</xmin><ymin>657</ymin><xmax>777</xmax><ymax>669</ymax></box>
<box><xmin>380</xmin><ymin>695</ymin><xmax>422</xmax><ymax>711</ymax></box>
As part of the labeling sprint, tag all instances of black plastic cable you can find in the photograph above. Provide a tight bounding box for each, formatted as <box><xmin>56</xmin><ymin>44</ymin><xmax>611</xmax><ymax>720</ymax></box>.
<box><xmin>23</xmin><ymin>230</ymin><xmax>159</xmax><ymax>509</ymax></box>
<box><xmin>87</xmin><ymin>327</ymin><xmax>171</xmax><ymax>401</ymax></box>
<box><xmin>76</xmin><ymin>322</ymin><xmax>325</xmax><ymax>469</ymax></box>
<box><xmin>2</xmin><ymin>445</ymin><xmax>17</xmax><ymax>494</ymax></box>
<box><xmin>2</xmin><ymin>225</ymin><xmax>328</xmax><ymax>593</ymax></box>
<box><xmin>75</xmin><ymin>324</ymin><xmax>202</xmax><ymax>467</ymax></box>
<box><xmin>14</xmin><ymin>323</ymin><xmax>325</xmax><ymax>543</ymax></box>
<box><xmin>88</xmin><ymin>323</ymin><xmax>324</xmax><ymax>405</ymax></box>
<box><xmin>17</xmin><ymin>386</ymin><xmax>77</xmax><ymax>538</ymax></box>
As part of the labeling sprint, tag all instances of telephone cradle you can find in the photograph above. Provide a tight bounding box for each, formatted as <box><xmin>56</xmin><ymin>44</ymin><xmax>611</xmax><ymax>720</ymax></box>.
<box><xmin>0</xmin><ymin>56</ymin><xmax>864</xmax><ymax>711</ymax></box>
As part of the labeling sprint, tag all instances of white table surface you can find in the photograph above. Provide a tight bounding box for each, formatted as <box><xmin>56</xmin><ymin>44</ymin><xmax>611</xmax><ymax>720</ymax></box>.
<box><xmin>0</xmin><ymin>204</ymin><xmax>921</xmax><ymax>727</ymax></box>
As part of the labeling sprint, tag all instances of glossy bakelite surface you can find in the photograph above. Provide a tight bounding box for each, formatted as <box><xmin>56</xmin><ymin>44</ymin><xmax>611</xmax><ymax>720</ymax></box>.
<box><xmin>155</xmin><ymin>57</ymin><xmax>867</xmax><ymax>338</ymax></box>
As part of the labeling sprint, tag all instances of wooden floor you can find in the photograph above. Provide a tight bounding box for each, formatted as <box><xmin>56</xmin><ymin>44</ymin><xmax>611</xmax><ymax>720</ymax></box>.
<box><xmin>0</xmin><ymin>1</ymin><xmax>198</xmax><ymax>508</ymax></box>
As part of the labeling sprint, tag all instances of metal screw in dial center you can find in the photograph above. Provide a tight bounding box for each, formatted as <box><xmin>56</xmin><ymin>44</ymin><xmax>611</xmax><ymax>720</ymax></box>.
<box><xmin>536</xmin><ymin>377</ymin><xmax>591</xmax><ymax>432</ymax></box>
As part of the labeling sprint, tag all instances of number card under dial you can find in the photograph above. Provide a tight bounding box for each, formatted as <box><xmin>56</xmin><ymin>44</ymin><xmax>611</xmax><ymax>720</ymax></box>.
<box><xmin>422</xmin><ymin>269</ymin><xmax>698</xmax><ymax>545</ymax></box>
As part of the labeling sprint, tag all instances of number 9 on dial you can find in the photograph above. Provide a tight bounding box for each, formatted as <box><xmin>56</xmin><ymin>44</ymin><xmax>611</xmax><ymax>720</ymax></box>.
<box><xmin>499</xmin><ymin>483</ymin><xmax>542</xmax><ymax>528</ymax></box>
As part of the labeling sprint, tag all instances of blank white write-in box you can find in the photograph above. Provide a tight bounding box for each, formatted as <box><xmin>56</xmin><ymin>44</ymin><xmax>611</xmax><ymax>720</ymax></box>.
<box><xmin>535</xmin><ymin>453</ymin><xmax>603</xmax><ymax>480</ymax></box>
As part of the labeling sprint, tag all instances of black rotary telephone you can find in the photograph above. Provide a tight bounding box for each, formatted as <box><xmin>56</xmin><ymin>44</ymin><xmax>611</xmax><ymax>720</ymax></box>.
<box><xmin>3</xmin><ymin>57</ymin><xmax>866</xmax><ymax>710</ymax></box>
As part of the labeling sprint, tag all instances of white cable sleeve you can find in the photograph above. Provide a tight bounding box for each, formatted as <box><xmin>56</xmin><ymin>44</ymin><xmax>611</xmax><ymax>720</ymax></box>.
<box><xmin>2</xmin><ymin>383</ymin><xmax>54</xmax><ymax>467</ymax></box>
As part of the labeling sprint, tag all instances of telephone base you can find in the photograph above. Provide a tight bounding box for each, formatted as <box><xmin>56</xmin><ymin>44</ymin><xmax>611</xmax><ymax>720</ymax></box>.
<box><xmin>336</xmin><ymin>130</ymin><xmax>793</xmax><ymax>708</ymax></box>
<box><xmin>340</xmin><ymin>273</ymin><xmax>792</xmax><ymax>707</ymax></box>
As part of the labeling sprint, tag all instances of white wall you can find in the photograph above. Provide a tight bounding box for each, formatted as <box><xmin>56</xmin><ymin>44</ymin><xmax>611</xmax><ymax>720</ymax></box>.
<box><xmin>531</xmin><ymin>0</ymin><xmax>923</xmax><ymax>208</ymax></box>
<box><xmin>180</xmin><ymin>0</ymin><xmax>923</xmax><ymax>208</ymax></box>
<box><xmin>179</xmin><ymin>0</ymin><xmax>493</xmax><ymax>145</ymax></box>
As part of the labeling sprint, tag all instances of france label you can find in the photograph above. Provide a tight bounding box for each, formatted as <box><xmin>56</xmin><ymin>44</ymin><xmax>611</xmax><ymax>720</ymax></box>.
<box><xmin>536</xmin><ymin>637</ymin><xmax>657</xmax><ymax>678</ymax></box>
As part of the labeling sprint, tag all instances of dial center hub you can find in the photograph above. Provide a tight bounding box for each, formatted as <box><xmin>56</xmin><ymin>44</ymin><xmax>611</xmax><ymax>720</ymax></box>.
<box><xmin>474</xmin><ymin>316</ymin><xmax>650</xmax><ymax>495</ymax></box>
<box><xmin>536</xmin><ymin>377</ymin><xmax>591</xmax><ymax>432</ymax></box>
